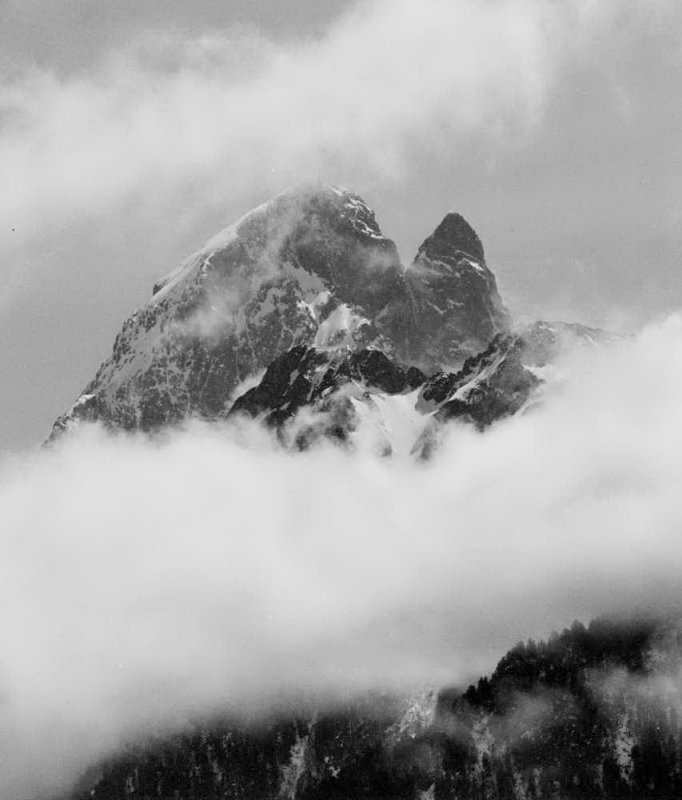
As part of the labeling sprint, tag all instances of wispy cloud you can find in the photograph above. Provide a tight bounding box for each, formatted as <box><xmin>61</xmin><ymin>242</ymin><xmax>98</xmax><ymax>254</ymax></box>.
<box><xmin>2</xmin><ymin>0</ymin><xmax>556</xmax><ymax>244</ymax></box>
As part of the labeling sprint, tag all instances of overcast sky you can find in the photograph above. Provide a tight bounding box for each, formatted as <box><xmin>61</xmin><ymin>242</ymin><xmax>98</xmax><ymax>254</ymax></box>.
<box><xmin>2</xmin><ymin>0</ymin><xmax>682</xmax><ymax>450</ymax></box>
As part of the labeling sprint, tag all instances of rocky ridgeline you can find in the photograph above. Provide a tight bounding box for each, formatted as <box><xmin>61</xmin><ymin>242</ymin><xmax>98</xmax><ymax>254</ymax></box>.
<box><xmin>225</xmin><ymin>321</ymin><xmax>606</xmax><ymax>457</ymax></box>
<box><xmin>49</xmin><ymin>184</ymin><xmax>606</xmax><ymax>453</ymax></box>
<box><xmin>402</xmin><ymin>211</ymin><xmax>510</xmax><ymax>370</ymax></box>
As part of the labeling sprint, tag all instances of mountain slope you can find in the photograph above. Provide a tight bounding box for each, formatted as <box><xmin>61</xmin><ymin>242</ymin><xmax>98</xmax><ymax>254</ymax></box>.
<box><xmin>70</xmin><ymin>614</ymin><xmax>682</xmax><ymax>800</ymax></box>
<box><xmin>403</xmin><ymin>212</ymin><xmax>511</xmax><ymax>371</ymax></box>
<box><xmin>228</xmin><ymin>321</ymin><xmax>610</xmax><ymax>457</ymax></box>
<box><xmin>49</xmin><ymin>187</ymin><xmax>512</xmax><ymax>440</ymax></box>
<box><xmin>229</xmin><ymin>345</ymin><xmax>425</xmax><ymax>453</ymax></box>
<box><xmin>50</xmin><ymin>185</ymin><xmax>408</xmax><ymax>436</ymax></box>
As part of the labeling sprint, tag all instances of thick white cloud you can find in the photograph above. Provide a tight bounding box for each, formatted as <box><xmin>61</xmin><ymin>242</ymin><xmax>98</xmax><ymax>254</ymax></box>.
<box><xmin>5</xmin><ymin>0</ymin><xmax>675</xmax><ymax>248</ymax></box>
<box><xmin>1</xmin><ymin>0</ymin><xmax>554</xmax><ymax>242</ymax></box>
<box><xmin>2</xmin><ymin>2</ymin><xmax>681</xmax><ymax>786</ymax></box>
<box><xmin>2</xmin><ymin>318</ymin><xmax>682</xmax><ymax>797</ymax></box>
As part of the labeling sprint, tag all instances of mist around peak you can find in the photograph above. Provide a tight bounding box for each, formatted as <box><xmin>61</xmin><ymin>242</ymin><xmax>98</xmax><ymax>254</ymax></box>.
<box><xmin>3</xmin><ymin>316</ymin><xmax>682</xmax><ymax>798</ymax></box>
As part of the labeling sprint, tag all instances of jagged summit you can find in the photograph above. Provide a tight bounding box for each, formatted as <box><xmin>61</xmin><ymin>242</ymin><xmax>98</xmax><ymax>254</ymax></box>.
<box><xmin>50</xmin><ymin>187</ymin><xmax>516</xmax><ymax>438</ymax></box>
<box><xmin>151</xmin><ymin>182</ymin><xmax>399</xmax><ymax>301</ymax></box>
<box><xmin>402</xmin><ymin>211</ymin><xmax>511</xmax><ymax>371</ymax></box>
<box><xmin>50</xmin><ymin>184</ymin><xmax>413</xmax><ymax>436</ymax></box>
<box><xmin>417</xmin><ymin>211</ymin><xmax>485</xmax><ymax>264</ymax></box>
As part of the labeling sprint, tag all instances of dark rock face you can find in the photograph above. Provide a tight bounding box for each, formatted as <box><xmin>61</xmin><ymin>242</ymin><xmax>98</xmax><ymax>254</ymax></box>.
<box><xmin>410</xmin><ymin>321</ymin><xmax>612</xmax><ymax>457</ymax></box>
<box><xmin>435</xmin><ymin>338</ymin><xmax>539</xmax><ymax>428</ymax></box>
<box><xmin>231</xmin><ymin>346</ymin><xmax>425</xmax><ymax>426</ymax></box>
<box><xmin>411</xmin><ymin>334</ymin><xmax>539</xmax><ymax>458</ymax></box>
<box><xmin>418</xmin><ymin>212</ymin><xmax>486</xmax><ymax>265</ymax></box>
<box><xmin>401</xmin><ymin>213</ymin><xmax>511</xmax><ymax>371</ymax></box>
<box><xmin>71</xmin><ymin>615</ymin><xmax>682</xmax><ymax>800</ymax></box>
<box><xmin>419</xmin><ymin>334</ymin><xmax>539</xmax><ymax>427</ymax></box>
<box><xmin>228</xmin><ymin>334</ymin><xmax>538</xmax><ymax>454</ymax></box>
<box><xmin>422</xmin><ymin>320</ymin><xmax>612</xmax><ymax>423</ymax></box>
<box><xmin>225</xmin><ymin>320</ymin><xmax>610</xmax><ymax>457</ymax></box>
<box><xmin>49</xmin><ymin>188</ymin><xmax>511</xmax><ymax>441</ymax></box>
<box><xmin>230</xmin><ymin>345</ymin><xmax>425</xmax><ymax>450</ymax></box>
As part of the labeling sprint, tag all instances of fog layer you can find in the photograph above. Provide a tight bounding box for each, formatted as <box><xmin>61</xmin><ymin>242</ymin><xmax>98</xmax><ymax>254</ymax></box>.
<box><xmin>1</xmin><ymin>318</ymin><xmax>682</xmax><ymax>796</ymax></box>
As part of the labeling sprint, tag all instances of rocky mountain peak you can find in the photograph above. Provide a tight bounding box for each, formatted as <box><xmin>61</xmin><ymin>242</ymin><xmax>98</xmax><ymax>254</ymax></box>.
<box><xmin>417</xmin><ymin>211</ymin><xmax>485</xmax><ymax>264</ymax></box>
<box><xmin>401</xmin><ymin>212</ymin><xmax>510</xmax><ymax>371</ymax></box>
<box><xmin>49</xmin><ymin>188</ymin><xmax>514</xmax><ymax>438</ymax></box>
<box><xmin>152</xmin><ymin>182</ymin><xmax>399</xmax><ymax>299</ymax></box>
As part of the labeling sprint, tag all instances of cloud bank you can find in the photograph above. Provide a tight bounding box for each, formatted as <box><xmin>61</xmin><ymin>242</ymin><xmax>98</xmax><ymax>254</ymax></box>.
<box><xmin>1</xmin><ymin>0</ymin><xmax>552</xmax><ymax>246</ymax></box>
<box><xmin>2</xmin><ymin>317</ymin><xmax>682</xmax><ymax>797</ymax></box>
<box><xmin>8</xmin><ymin>0</ymin><xmax>674</xmax><ymax>253</ymax></box>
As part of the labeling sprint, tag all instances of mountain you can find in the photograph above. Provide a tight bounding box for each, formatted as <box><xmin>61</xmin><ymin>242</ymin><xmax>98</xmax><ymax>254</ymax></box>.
<box><xmin>51</xmin><ymin>185</ymin><xmax>401</xmax><ymax>435</ymax></box>
<box><xmin>227</xmin><ymin>320</ymin><xmax>610</xmax><ymax>457</ymax></box>
<box><xmin>48</xmin><ymin>187</ymin><xmax>647</xmax><ymax>800</ymax></box>
<box><xmin>49</xmin><ymin>185</ymin><xmax>611</xmax><ymax>453</ymax></box>
<box><xmin>402</xmin><ymin>212</ymin><xmax>511</xmax><ymax>371</ymax></box>
<box><xmin>70</xmin><ymin>613</ymin><xmax>682</xmax><ymax>800</ymax></box>
<box><xmin>228</xmin><ymin>345</ymin><xmax>426</xmax><ymax>454</ymax></box>
<box><xmin>49</xmin><ymin>185</ymin><xmax>512</xmax><ymax>442</ymax></box>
